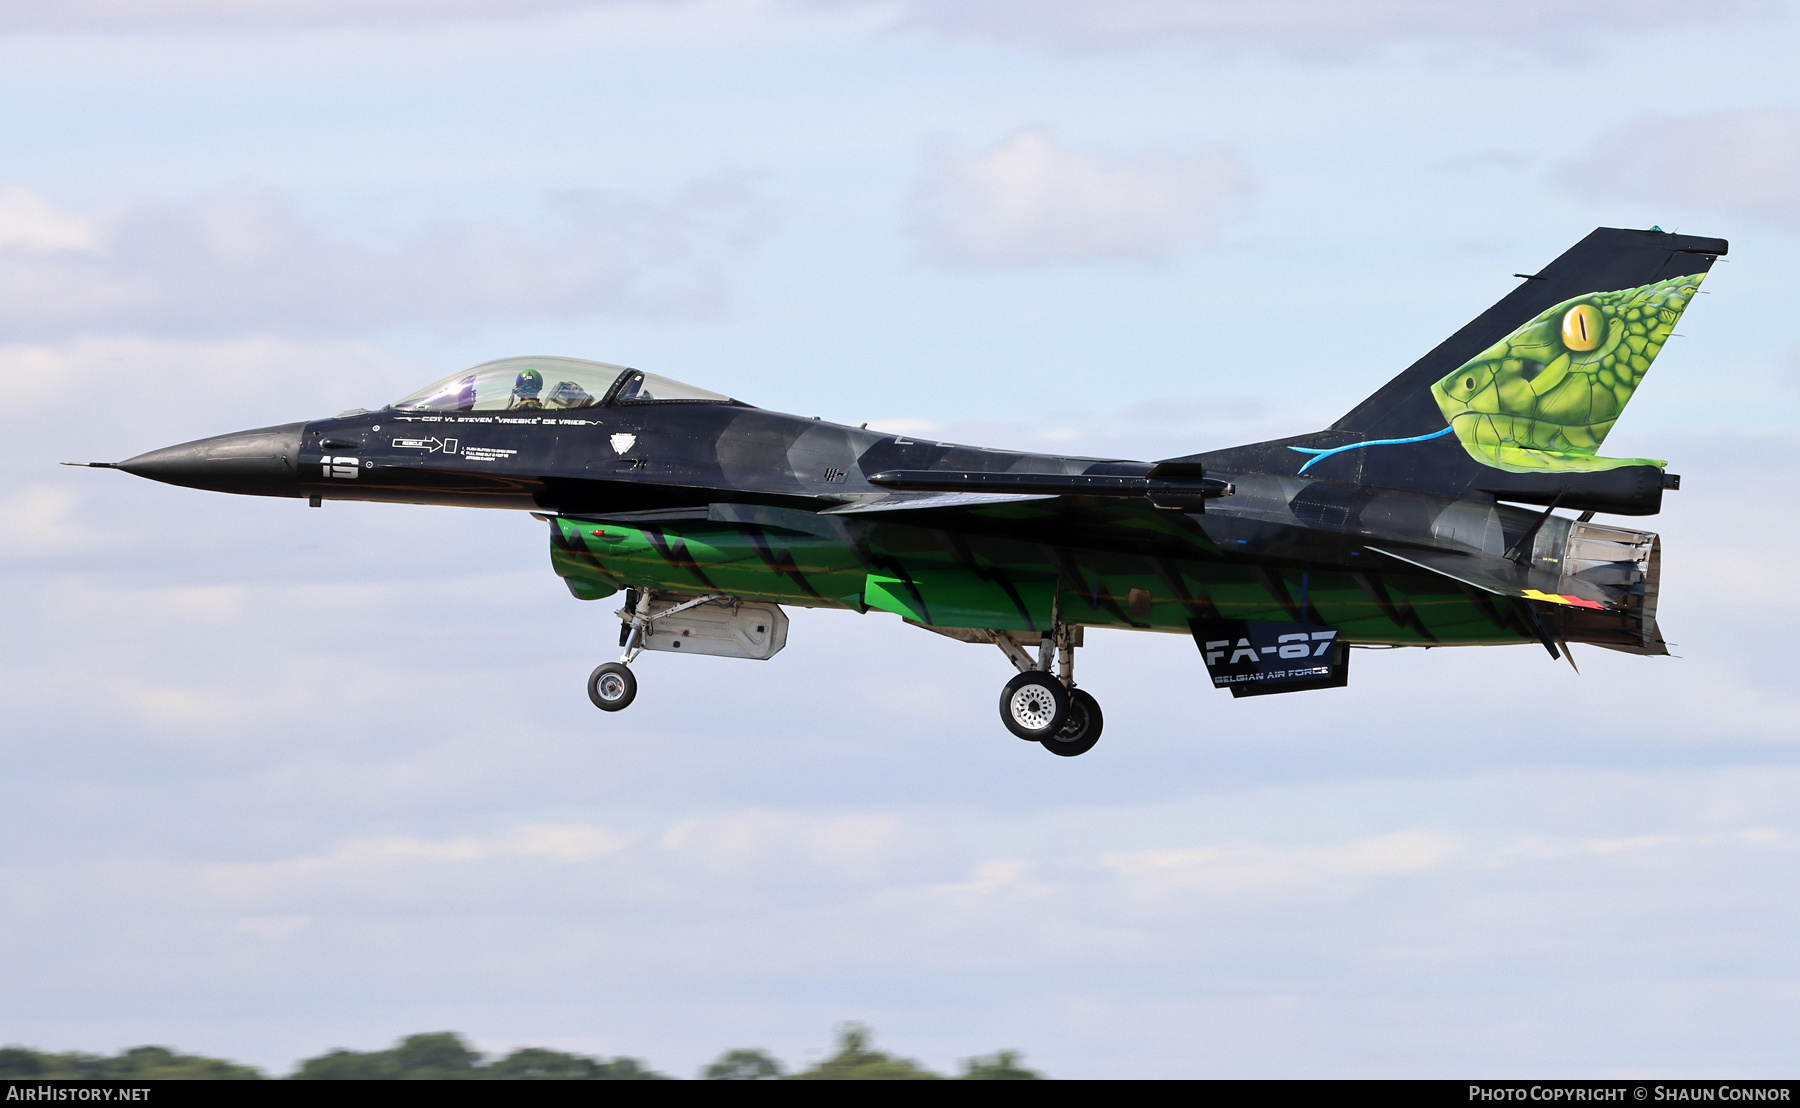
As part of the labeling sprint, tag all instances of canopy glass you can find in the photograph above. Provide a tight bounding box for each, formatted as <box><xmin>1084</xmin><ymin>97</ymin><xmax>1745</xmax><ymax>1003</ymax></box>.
<box><xmin>390</xmin><ymin>356</ymin><xmax>731</xmax><ymax>412</ymax></box>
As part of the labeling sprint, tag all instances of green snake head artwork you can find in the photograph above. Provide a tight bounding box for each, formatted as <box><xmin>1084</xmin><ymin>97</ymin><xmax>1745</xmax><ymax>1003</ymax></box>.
<box><xmin>1430</xmin><ymin>272</ymin><xmax>1704</xmax><ymax>473</ymax></box>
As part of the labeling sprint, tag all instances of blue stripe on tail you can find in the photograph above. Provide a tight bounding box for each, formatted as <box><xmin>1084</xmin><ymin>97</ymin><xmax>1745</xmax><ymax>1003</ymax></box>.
<box><xmin>1289</xmin><ymin>426</ymin><xmax>1453</xmax><ymax>474</ymax></box>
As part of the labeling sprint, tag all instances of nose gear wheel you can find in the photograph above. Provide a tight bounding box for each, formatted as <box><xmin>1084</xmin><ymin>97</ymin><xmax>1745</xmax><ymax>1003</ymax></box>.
<box><xmin>588</xmin><ymin>662</ymin><xmax>638</xmax><ymax>711</ymax></box>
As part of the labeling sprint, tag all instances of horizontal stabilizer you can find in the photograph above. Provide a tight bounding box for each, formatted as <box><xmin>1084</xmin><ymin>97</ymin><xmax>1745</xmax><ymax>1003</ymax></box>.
<box><xmin>1589</xmin><ymin>618</ymin><xmax>1668</xmax><ymax>656</ymax></box>
<box><xmin>822</xmin><ymin>490</ymin><xmax>1055</xmax><ymax>514</ymax></box>
<box><xmin>1366</xmin><ymin>545</ymin><xmax>1613</xmax><ymax>610</ymax></box>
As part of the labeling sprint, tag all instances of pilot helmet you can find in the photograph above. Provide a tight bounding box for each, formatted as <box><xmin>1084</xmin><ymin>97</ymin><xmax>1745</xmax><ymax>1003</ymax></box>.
<box><xmin>513</xmin><ymin>369</ymin><xmax>544</xmax><ymax>397</ymax></box>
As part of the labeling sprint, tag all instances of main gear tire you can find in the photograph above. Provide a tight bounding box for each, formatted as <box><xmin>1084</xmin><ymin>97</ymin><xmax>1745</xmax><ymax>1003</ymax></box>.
<box><xmin>1041</xmin><ymin>688</ymin><xmax>1103</xmax><ymax>757</ymax></box>
<box><xmin>588</xmin><ymin>662</ymin><xmax>638</xmax><ymax>712</ymax></box>
<box><xmin>999</xmin><ymin>671</ymin><xmax>1069</xmax><ymax>740</ymax></box>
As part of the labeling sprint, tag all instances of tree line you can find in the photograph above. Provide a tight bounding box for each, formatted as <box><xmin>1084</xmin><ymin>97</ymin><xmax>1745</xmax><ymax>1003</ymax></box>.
<box><xmin>0</xmin><ymin>1023</ymin><xmax>1041</xmax><ymax>1080</ymax></box>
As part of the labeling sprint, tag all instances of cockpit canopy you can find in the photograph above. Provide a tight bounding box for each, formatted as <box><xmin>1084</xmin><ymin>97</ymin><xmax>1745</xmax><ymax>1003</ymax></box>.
<box><xmin>389</xmin><ymin>356</ymin><xmax>733</xmax><ymax>413</ymax></box>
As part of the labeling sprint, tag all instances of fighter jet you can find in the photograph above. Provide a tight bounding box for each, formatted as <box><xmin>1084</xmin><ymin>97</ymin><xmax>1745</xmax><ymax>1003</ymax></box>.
<box><xmin>75</xmin><ymin>227</ymin><xmax>1722</xmax><ymax>757</ymax></box>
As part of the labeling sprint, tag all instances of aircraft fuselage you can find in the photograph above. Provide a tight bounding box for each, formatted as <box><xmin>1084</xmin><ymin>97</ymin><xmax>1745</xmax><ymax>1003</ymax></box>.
<box><xmin>89</xmin><ymin>227</ymin><xmax>1717</xmax><ymax>748</ymax></box>
<box><xmin>107</xmin><ymin>399</ymin><xmax>1652</xmax><ymax>653</ymax></box>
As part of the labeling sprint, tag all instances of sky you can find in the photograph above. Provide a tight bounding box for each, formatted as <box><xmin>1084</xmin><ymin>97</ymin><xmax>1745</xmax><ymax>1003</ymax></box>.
<box><xmin>3</xmin><ymin>0</ymin><xmax>1800</xmax><ymax>1080</ymax></box>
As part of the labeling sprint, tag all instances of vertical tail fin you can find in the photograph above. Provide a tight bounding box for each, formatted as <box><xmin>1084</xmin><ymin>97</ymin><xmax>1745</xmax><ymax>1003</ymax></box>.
<box><xmin>1196</xmin><ymin>227</ymin><xmax>1726</xmax><ymax>513</ymax></box>
<box><xmin>1334</xmin><ymin>226</ymin><xmax>1726</xmax><ymax>453</ymax></box>
<box><xmin>1428</xmin><ymin>271</ymin><xmax>1704</xmax><ymax>473</ymax></box>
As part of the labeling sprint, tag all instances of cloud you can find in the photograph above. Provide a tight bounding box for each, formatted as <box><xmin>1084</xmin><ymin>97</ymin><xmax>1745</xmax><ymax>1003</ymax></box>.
<box><xmin>0</xmin><ymin>0</ymin><xmax>620</xmax><ymax>34</ymax></box>
<box><xmin>908</xmin><ymin>129</ymin><xmax>1250</xmax><ymax>267</ymax></box>
<box><xmin>0</xmin><ymin>188</ymin><xmax>103</xmax><ymax>251</ymax></box>
<box><xmin>203</xmin><ymin>824</ymin><xmax>632</xmax><ymax>901</ymax></box>
<box><xmin>1487</xmin><ymin>829</ymin><xmax>1784</xmax><ymax>865</ymax></box>
<box><xmin>0</xmin><ymin>487</ymin><xmax>97</xmax><ymax>555</ymax></box>
<box><xmin>0</xmin><ymin>178</ymin><xmax>767</xmax><ymax>340</ymax></box>
<box><xmin>0</xmin><ymin>335</ymin><xmax>424</xmax><ymax>415</ymax></box>
<box><xmin>1559</xmin><ymin>110</ymin><xmax>1800</xmax><ymax>230</ymax></box>
<box><xmin>849</xmin><ymin>0</ymin><xmax>1767</xmax><ymax>54</ymax></box>
<box><xmin>857</xmin><ymin>393</ymin><xmax>1279</xmax><ymax>462</ymax></box>
<box><xmin>658</xmin><ymin>810</ymin><xmax>910</xmax><ymax>883</ymax></box>
<box><xmin>1103</xmin><ymin>830</ymin><xmax>1464</xmax><ymax>901</ymax></box>
<box><xmin>0</xmin><ymin>0</ymin><xmax>1765</xmax><ymax>46</ymax></box>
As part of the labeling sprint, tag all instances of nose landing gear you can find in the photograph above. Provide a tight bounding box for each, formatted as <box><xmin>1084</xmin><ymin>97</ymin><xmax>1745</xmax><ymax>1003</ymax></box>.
<box><xmin>989</xmin><ymin>624</ymin><xmax>1102</xmax><ymax>756</ymax></box>
<box><xmin>587</xmin><ymin>662</ymin><xmax>637</xmax><ymax>711</ymax></box>
<box><xmin>588</xmin><ymin>587</ymin><xmax>654</xmax><ymax>712</ymax></box>
<box><xmin>587</xmin><ymin>587</ymin><xmax>719</xmax><ymax>713</ymax></box>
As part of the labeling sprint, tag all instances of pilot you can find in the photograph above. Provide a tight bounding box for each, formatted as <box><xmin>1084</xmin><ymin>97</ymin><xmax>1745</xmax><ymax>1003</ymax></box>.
<box><xmin>508</xmin><ymin>369</ymin><xmax>545</xmax><ymax>410</ymax></box>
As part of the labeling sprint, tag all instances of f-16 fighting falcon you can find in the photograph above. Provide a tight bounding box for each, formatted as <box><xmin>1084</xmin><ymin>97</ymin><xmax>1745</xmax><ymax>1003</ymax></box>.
<box><xmin>75</xmin><ymin>227</ymin><xmax>1723</xmax><ymax>757</ymax></box>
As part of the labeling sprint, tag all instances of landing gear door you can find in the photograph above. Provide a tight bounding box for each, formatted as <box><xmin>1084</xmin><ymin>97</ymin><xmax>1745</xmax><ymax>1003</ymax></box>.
<box><xmin>1189</xmin><ymin>619</ymin><xmax>1350</xmax><ymax>698</ymax></box>
<box><xmin>633</xmin><ymin>596</ymin><xmax>789</xmax><ymax>661</ymax></box>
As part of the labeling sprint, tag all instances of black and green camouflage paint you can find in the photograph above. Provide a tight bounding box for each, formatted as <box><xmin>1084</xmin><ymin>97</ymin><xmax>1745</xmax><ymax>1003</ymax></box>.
<box><xmin>549</xmin><ymin>509</ymin><xmax>1546</xmax><ymax>647</ymax></box>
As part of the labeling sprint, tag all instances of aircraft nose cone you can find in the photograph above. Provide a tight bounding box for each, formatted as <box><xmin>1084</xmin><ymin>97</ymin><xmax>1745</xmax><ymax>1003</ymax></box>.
<box><xmin>115</xmin><ymin>422</ymin><xmax>306</xmax><ymax>498</ymax></box>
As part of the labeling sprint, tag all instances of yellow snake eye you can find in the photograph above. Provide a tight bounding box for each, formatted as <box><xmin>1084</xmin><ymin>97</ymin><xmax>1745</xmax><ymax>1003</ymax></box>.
<box><xmin>1562</xmin><ymin>303</ymin><xmax>1605</xmax><ymax>351</ymax></box>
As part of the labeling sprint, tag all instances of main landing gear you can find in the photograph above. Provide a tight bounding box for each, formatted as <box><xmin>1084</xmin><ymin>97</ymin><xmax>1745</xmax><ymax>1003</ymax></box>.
<box><xmin>990</xmin><ymin>625</ymin><xmax>1102</xmax><ymax>757</ymax></box>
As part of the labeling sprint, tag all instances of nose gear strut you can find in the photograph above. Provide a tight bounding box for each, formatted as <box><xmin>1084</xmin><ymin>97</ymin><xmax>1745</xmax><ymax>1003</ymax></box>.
<box><xmin>587</xmin><ymin>588</ymin><xmax>729</xmax><ymax>713</ymax></box>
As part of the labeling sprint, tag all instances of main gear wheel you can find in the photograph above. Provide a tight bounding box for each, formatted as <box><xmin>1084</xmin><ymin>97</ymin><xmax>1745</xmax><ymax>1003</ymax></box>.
<box><xmin>999</xmin><ymin>671</ymin><xmax>1069</xmax><ymax>740</ymax></box>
